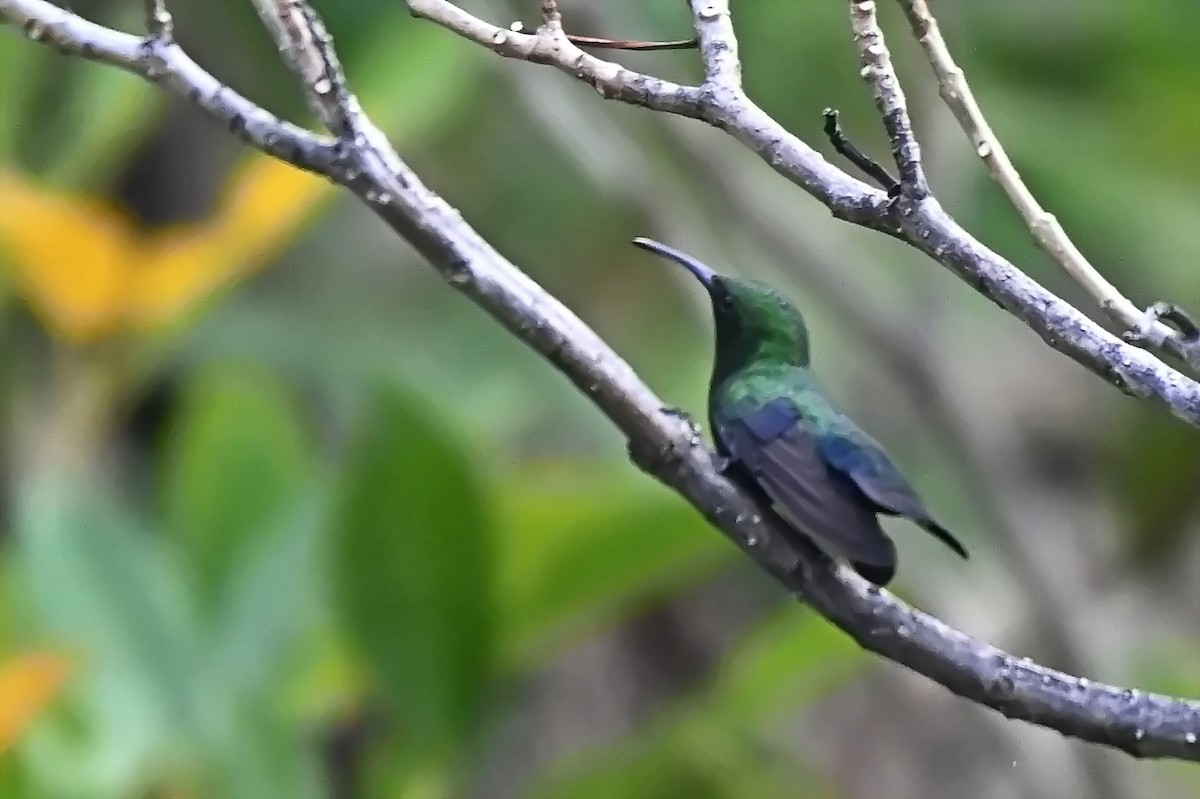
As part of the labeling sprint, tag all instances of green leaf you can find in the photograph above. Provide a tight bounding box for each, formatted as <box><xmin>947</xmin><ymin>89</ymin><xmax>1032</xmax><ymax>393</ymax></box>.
<box><xmin>210</xmin><ymin>496</ymin><xmax>326</xmax><ymax>696</ymax></box>
<box><xmin>496</xmin><ymin>468</ymin><xmax>730</xmax><ymax>665</ymax></box>
<box><xmin>13</xmin><ymin>475</ymin><xmax>206</xmax><ymax>796</ymax></box>
<box><xmin>331</xmin><ymin>387</ymin><xmax>494</xmax><ymax>755</ymax></box>
<box><xmin>209</xmin><ymin>699</ymin><xmax>324</xmax><ymax>799</ymax></box>
<box><xmin>0</xmin><ymin>753</ymin><xmax>34</xmax><ymax>799</ymax></box>
<box><xmin>161</xmin><ymin>362</ymin><xmax>313</xmax><ymax>611</ymax></box>
<box><xmin>17</xmin><ymin>477</ymin><xmax>203</xmax><ymax>717</ymax></box>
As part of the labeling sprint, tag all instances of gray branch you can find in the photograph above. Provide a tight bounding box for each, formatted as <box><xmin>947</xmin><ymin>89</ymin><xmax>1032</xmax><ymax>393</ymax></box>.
<box><xmin>896</xmin><ymin>0</ymin><xmax>1200</xmax><ymax>370</ymax></box>
<box><xmin>141</xmin><ymin>0</ymin><xmax>171</xmax><ymax>42</ymax></box>
<box><xmin>409</xmin><ymin>0</ymin><xmax>1200</xmax><ymax>428</ymax></box>
<box><xmin>1</xmin><ymin>0</ymin><xmax>338</xmax><ymax>169</ymax></box>
<box><xmin>2</xmin><ymin>0</ymin><xmax>1199</xmax><ymax>762</ymax></box>
<box><xmin>847</xmin><ymin>0</ymin><xmax>928</xmax><ymax>197</ymax></box>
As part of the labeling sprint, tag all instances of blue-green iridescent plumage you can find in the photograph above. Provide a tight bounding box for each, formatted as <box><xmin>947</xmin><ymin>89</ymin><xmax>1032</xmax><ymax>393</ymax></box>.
<box><xmin>635</xmin><ymin>238</ymin><xmax>968</xmax><ymax>585</ymax></box>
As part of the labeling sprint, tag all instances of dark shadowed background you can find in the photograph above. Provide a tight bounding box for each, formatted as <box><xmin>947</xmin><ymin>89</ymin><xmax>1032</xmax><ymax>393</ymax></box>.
<box><xmin>1</xmin><ymin>1</ymin><xmax>1198</xmax><ymax>797</ymax></box>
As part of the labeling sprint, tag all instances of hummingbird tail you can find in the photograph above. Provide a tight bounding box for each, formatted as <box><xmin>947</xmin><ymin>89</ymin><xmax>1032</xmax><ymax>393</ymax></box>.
<box><xmin>921</xmin><ymin>519</ymin><xmax>970</xmax><ymax>561</ymax></box>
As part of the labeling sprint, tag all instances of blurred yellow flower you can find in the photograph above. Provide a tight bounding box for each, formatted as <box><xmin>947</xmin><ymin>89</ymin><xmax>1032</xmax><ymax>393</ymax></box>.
<box><xmin>0</xmin><ymin>156</ymin><xmax>334</xmax><ymax>343</ymax></box>
<box><xmin>0</xmin><ymin>652</ymin><xmax>72</xmax><ymax>754</ymax></box>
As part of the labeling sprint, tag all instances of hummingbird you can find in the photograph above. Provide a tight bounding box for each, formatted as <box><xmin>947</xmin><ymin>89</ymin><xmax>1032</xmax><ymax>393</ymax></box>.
<box><xmin>633</xmin><ymin>237</ymin><xmax>969</xmax><ymax>586</ymax></box>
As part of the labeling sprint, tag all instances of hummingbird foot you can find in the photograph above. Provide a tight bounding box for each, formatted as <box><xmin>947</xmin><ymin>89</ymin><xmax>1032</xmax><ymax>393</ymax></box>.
<box><xmin>659</xmin><ymin>406</ymin><xmax>703</xmax><ymax>444</ymax></box>
<box><xmin>657</xmin><ymin>407</ymin><xmax>736</xmax><ymax>473</ymax></box>
<box><xmin>710</xmin><ymin>453</ymin><xmax>733</xmax><ymax>474</ymax></box>
<box><xmin>626</xmin><ymin>407</ymin><xmax>702</xmax><ymax>472</ymax></box>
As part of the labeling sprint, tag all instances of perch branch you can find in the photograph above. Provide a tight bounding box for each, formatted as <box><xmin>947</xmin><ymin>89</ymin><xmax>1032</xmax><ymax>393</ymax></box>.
<box><xmin>2</xmin><ymin>0</ymin><xmax>1199</xmax><ymax>761</ymax></box>
<box><xmin>404</xmin><ymin>0</ymin><xmax>1200</xmax><ymax>428</ymax></box>
<box><xmin>895</xmin><ymin>0</ymin><xmax>1200</xmax><ymax>370</ymax></box>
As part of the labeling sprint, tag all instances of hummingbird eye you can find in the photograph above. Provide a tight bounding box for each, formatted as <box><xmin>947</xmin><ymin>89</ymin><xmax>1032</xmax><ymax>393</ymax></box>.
<box><xmin>713</xmin><ymin>287</ymin><xmax>736</xmax><ymax>311</ymax></box>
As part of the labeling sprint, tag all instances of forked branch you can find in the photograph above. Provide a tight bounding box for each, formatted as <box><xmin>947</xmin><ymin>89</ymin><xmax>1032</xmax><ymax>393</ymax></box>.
<box><xmin>895</xmin><ymin>0</ymin><xmax>1200</xmax><ymax>370</ymax></box>
<box><xmin>406</xmin><ymin>0</ymin><xmax>1200</xmax><ymax>427</ymax></box>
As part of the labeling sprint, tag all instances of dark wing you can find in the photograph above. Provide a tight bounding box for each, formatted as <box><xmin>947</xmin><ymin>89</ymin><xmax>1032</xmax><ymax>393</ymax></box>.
<box><xmin>714</xmin><ymin>398</ymin><xmax>897</xmax><ymax>583</ymax></box>
<box><xmin>817</xmin><ymin>430</ymin><xmax>969</xmax><ymax>560</ymax></box>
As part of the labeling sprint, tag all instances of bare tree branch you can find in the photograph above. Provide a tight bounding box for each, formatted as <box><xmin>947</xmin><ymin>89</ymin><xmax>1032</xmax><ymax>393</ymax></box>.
<box><xmin>248</xmin><ymin>0</ymin><xmax>363</xmax><ymax>139</ymax></box>
<box><xmin>826</xmin><ymin>28</ymin><xmax>1175</xmax><ymax>790</ymax></box>
<box><xmin>690</xmin><ymin>0</ymin><xmax>741</xmax><ymax>91</ymax></box>
<box><xmin>408</xmin><ymin>0</ymin><xmax>885</xmax><ymax>224</ymax></box>
<box><xmin>2</xmin><ymin>0</ymin><xmax>1199</xmax><ymax>762</ymax></box>
<box><xmin>406</xmin><ymin>0</ymin><xmax>1200</xmax><ymax>429</ymax></box>
<box><xmin>1128</xmin><ymin>303</ymin><xmax>1200</xmax><ymax>352</ymax></box>
<box><xmin>895</xmin><ymin>0</ymin><xmax>1200</xmax><ymax>371</ymax></box>
<box><xmin>141</xmin><ymin>0</ymin><xmax>171</xmax><ymax>42</ymax></box>
<box><xmin>526</xmin><ymin>0</ymin><xmax>700</xmax><ymax>52</ymax></box>
<box><xmin>0</xmin><ymin>0</ymin><xmax>338</xmax><ymax>170</ymax></box>
<box><xmin>847</xmin><ymin>0</ymin><xmax>928</xmax><ymax>197</ymax></box>
<box><xmin>407</xmin><ymin>0</ymin><xmax>705</xmax><ymax>116</ymax></box>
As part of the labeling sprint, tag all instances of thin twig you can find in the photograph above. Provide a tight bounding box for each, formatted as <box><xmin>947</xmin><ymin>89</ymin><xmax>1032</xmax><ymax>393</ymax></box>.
<box><xmin>823</xmin><ymin>107</ymin><xmax>900</xmax><ymax>197</ymax></box>
<box><xmin>408</xmin><ymin>0</ymin><xmax>890</xmax><ymax>224</ymax></box>
<box><xmin>248</xmin><ymin>0</ymin><xmax>362</xmax><ymax>138</ymax></box>
<box><xmin>895</xmin><ymin>0</ymin><xmax>1200</xmax><ymax>370</ymax></box>
<box><xmin>407</xmin><ymin>0</ymin><xmax>705</xmax><ymax>115</ymax></box>
<box><xmin>565</xmin><ymin>34</ymin><xmax>697</xmax><ymax>52</ymax></box>
<box><xmin>141</xmin><ymin>0</ymin><xmax>171</xmax><ymax>41</ymax></box>
<box><xmin>847</xmin><ymin>0</ymin><xmax>929</xmax><ymax>197</ymax></box>
<box><xmin>3</xmin><ymin>0</ymin><xmax>1200</xmax><ymax>761</ymax></box>
<box><xmin>1126</xmin><ymin>302</ymin><xmax>1200</xmax><ymax>347</ymax></box>
<box><xmin>504</xmin><ymin>2</ymin><xmax>698</xmax><ymax>52</ymax></box>
<box><xmin>688</xmin><ymin>0</ymin><xmax>741</xmax><ymax>91</ymax></box>
<box><xmin>404</xmin><ymin>0</ymin><xmax>1200</xmax><ymax>428</ymax></box>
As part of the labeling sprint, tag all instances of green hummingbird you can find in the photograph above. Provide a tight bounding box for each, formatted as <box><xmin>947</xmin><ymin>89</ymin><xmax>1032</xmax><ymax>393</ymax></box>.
<box><xmin>634</xmin><ymin>237</ymin><xmax>969</xmax><ymax>585</ymax></box>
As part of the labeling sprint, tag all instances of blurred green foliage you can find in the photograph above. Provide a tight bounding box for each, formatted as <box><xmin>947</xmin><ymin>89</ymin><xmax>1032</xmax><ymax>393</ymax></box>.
<box><xmin>333</xmin><ymin>389</ymin><xmax>494</xmax><ymax>765</ymax></box>
<box><xmin>0</xmin><ymin>1</ymin><xmax>1197</xmax><ymax>798</ymax></box>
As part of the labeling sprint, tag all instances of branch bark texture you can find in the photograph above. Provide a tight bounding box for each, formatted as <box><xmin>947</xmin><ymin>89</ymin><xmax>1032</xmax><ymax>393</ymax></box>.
<box><xmin>2</xmin><ymin>0</ymin><xmax>1198</xmax><ymax>762</ymax></box>
<box><xmin>409</xmin><ymin>0</ymin><xmax>1200</xmax><ymax>428</ymax></box>
<box><xmin>896</xmin><ymin>0</ymin><xmax>1200</xmax><ymax>371</ymax></box>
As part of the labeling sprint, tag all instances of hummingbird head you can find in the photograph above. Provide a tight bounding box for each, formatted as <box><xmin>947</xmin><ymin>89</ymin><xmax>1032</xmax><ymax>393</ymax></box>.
<box><xmin>633</xmin><ymin>238</ymin><xmax>811</xmax><ymax>370</ymax></box>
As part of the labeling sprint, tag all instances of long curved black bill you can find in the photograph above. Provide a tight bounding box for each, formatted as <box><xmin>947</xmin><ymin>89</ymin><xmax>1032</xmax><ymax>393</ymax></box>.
<box><xmin>632</xmin><ymin>237</ymin><xmax>716</xmax><ymax>287</ymax></box>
